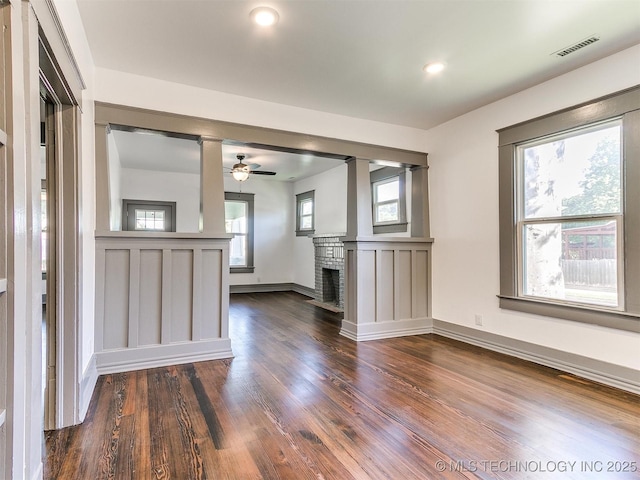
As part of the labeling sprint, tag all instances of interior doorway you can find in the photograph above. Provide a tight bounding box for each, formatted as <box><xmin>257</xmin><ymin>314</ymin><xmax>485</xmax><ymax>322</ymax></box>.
<box><xmin>40</xmin><ymin>92</ymin><xmax>57</xmax><ymax>431</ymax></box>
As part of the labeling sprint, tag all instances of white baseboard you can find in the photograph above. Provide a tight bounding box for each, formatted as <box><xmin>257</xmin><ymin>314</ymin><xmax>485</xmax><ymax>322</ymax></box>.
<box><xmin>230</xmin><ymin>282</ymin><xmax>314</xmax><ymax>298</ymax></box>
<box><xmin>96</xmin><ymin>338</ymin><xmax>233</xmax><ymax>375</ymax></box>
<box><xmin>291</xmin><ymin>283</ymin><xmax>315</xmax><ymax>298</ymax></box>
<box><xmin>79</xmin><ymin>354</ymin><xmax>99</xmax><ymax>422</ymax></box>
<box><xmin>433</xmin><ymin>320</ymin><xmax>640</xmax><ymax>395</ymax></box>
<box><xmin>340</xmin><ymin>317</ymin><xmax>433</xmax><ymax>341</ymax></box>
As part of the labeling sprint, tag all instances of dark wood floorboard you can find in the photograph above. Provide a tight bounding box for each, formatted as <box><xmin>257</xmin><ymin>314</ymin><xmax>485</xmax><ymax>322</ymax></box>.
<box><xmin>44</xmin><ymin>292</ymin><xmax>640</xmax><ymax>479</ymax></box>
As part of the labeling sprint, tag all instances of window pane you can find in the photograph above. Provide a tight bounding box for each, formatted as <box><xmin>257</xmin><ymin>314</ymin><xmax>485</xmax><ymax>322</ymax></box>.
<box><xmin>301</xmin><ymin>215</ymin><xmax>312</xmax><ymax>229</ymax></box>
<box><xmin>521</xmin><ymin>123</ymin><xmax>621</xmax><ymax>219</ymax></box>
<box><xmin>134</xmin><ymin>209</ymin><xmax>165</xmax><ymax>230</ymax></box>
<box><xmin>41</xmin><ymin>189</ymin><xmax>47</xmax><ymax>272</ymax></box>
<box><xmin>523</xmin><ymin>220</ymin><xmax>618</xmax><ymax>307</ymax></box>
<box><xmin>225</xmin><ymin>201</ymin><xmax>247</xmax><ymax>234</ymax></box>
<box><xmin>376</xmin><ymin>202</ymin><xmax>398</xmax><ymax>223</ymax></box>
<box><xmin>301</xmin><ymin>199</ymin><xmax>313</xmax><ymax>216</ymax></box>
<box><xmin>375</xmin><ymin>179</ymin><xmax>399</xmax><ymax>203</ymax></box>
<box><xmin>229</xmin><ymin>234</ymin><xmax>246</xmax><ymax>266</ymax></box>
<box><xmin>225</xmin><ymin>199</ymin><xmax>249</xmax><ymax>266</ymax></box>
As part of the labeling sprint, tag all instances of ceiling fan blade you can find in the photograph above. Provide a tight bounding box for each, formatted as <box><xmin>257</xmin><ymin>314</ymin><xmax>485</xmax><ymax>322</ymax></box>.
<box><xmin>250</xmin><ymin>170</ymin><xmax>276</xmax><ymax>176</ymax></box>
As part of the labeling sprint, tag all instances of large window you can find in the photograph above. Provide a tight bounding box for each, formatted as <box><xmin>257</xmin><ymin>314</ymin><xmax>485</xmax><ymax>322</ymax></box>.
<box><xmin>518</xmin><ymin>121</ymin><xmax>622</xmax><ymax>307</ymax></box>
<box><xmin>295</xmin><ymin>190</ymin><xmax>315</xmax><ymax>236</ymax></box>
<box><xmin>225</xmin><ymin>192</ymin><xmax>254</xmax><ymax>273</ymax></box>
<box><xmin>370</xmin><ymin>167</ymin><xmax>407</xmax><ymax>233</ymax></box>
<box><xmin>498</xmin><ymin>86</ymin><xmax>639</xmax><ymax>332</ymax></box>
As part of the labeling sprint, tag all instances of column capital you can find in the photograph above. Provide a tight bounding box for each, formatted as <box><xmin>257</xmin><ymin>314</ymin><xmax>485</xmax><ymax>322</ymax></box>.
<box><xmin>410</xmin><ymin>164</ymin><xmax>429</xmax><ymax>171</ymax></box>
<box><xmin>198</xmin><ymin>135</ymin><xmax>223</xmax><ymax>145</ymax></box>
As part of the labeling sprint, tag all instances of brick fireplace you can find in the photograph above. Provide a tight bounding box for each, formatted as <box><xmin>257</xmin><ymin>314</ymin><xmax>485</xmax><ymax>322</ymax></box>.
<box><xmin>312</xmin><ymin>234</ymin><xmax>345</xmax><ymax>310</ymax></box>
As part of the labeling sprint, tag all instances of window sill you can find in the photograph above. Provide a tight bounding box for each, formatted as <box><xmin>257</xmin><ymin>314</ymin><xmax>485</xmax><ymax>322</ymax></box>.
<box><xmin>497</xmin><ymin>295</ymin><xmax>640</xmax><ymax>333</ymax></box>
<box><xmin>373</xmin><ymin>222</ymin><xmax>408</xmax><ymax>234</ymax></box>
<box><xmin>296</xmin><ymin>229</ymin><xmax>315</xmax><ymax>237</ymax></box>
<box><xmin>230</xmin><ymin>267</ymin><xmax>255</xmax><ymax>274</ymax></box>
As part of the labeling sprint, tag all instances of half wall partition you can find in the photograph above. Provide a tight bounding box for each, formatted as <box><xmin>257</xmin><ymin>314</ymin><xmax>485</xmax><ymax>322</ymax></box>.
<box><xmin>94</xmin><ymin>102</ymin><xmax>432</xmax><ymax>376</ymax></box>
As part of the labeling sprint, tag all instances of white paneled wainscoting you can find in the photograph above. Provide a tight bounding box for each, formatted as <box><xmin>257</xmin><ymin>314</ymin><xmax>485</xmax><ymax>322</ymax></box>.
<box><xmin>95</xmin><ymin>234</ymin><xmax>233</xmax><ymax>374</ymax></box>
<box><xmin>341</xmin><ymin>237</ymin><xmax>433</xmax><ymax>341</ymax></box>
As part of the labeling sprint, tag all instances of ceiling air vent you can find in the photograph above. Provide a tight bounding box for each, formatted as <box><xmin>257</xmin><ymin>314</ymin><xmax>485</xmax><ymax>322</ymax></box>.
<box><xmin>553</xmin><ymin>36</ymin><xmax>600</xmax><ymax>57</ymax></box>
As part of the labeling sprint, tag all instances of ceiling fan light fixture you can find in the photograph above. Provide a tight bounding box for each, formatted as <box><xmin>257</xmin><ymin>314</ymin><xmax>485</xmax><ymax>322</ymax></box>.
<box><xmin>231</xmin><ymin>162</ymin><xmax>251</xmax><ymax>182</ymax></box>
<box><xmin>250</xmin><ymin>7</ymin><xmax>279</xmax><ymax>26</ymax></box>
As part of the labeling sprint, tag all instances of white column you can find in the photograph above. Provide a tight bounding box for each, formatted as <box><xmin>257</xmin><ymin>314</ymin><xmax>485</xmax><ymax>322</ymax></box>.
<box><xmin>346</xmin><ymin>157</ymin><xmax>373</xmax><ymax>238</ymax></box>
<box><xmin>199</xmin><ymin>137</ymin><xmax>226</xmax><ymax>234</ymax></box>
<box><xmin>410</xmin><ymin>164</ymin><xmax>431</xmax><ymax>238</ymax></box>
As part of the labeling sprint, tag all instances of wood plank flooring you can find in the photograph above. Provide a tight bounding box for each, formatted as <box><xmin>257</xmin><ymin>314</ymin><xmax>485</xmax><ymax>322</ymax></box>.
<box><xmin>45</xmin><ymin>292</ymin><xmax>640</xmax><ymax>479</ymax></box>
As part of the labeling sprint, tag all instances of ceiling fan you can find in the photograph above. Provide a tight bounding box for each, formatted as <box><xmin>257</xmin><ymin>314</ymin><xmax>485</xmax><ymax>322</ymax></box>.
<box><xmin>230</xmin><ymin>154</ymin><xmax>276</xmax><ymax>181</ymax></box>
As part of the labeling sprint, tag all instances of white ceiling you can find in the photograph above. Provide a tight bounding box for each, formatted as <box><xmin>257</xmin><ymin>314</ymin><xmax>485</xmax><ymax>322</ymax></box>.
<box><xmin>78</xmin><ymin>0</ymin><xmax>640</xmax><ymax>130</ymax></box>
<box><xmin>110</xmin><ymin>129</ymin><xmax>345</xmax><ymax>181</ymax></box>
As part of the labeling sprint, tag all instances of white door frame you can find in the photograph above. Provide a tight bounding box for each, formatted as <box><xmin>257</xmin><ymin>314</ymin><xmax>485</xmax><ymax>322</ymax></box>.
<box><xmin>33</xmin><ymin>0</ymin><xmax>85</xmax><ymax>429</ymax></box>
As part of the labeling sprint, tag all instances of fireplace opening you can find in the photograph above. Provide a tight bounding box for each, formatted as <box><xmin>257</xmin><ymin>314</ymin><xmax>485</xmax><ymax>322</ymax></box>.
<box><xmin>312</xmin><ymin>234</ymin><xmax>345</xmax><ymax>312</ymax></box>
<box><xmin>322</xmin><ymin>268</ymin><xmax>341</xmax><ymax>306</ymax></box>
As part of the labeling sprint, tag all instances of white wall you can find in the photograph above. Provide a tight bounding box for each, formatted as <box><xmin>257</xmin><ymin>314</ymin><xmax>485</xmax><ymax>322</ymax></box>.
<box><xmin>293</xmin><ymin>164</ymin><xmax>348</xmax><ymax>288</ymax></box>
<box><xmin>120</xmin><ymin>168</ymin><xmax>200</xmax><ymax>232</ymax></box>
<box><xmin>224</xmin><ymin>177</ymin><xmax>294</xmax><ymax>286</ymax></box>
<box><xmin>94</xmin><ymin>68</ymin><xmax>427</xmax><ymax>152</ymax></box>
<box><xmin>426</xmin><ymin>44</ymin><xmax>640</xmax><ymax>370</ymax></box>
<box><xmin>93</xmin><ymin>66</ymin><xmax>430</xmax><ymax>293</ymax></box>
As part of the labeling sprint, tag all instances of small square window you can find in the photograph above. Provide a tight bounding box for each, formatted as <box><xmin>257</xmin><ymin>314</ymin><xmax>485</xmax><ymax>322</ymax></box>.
<box><xmin>296</xmin><ymin>191</ymin><xmax>315</xmax><ymax>236</ymax></box>
<box><xmin>122</xmin><ymin>200</ymin><xmax>176</xmax><ymax>232</ymax></box>
<box><xmin>373</xmin><ymin>177</ymin><xmax>400</xmax><ymax>224</ymax></box>
<box><xmin>370</xmin><ymin>167</ymin><xmax>407</xmax><ymax>234</ymax></box>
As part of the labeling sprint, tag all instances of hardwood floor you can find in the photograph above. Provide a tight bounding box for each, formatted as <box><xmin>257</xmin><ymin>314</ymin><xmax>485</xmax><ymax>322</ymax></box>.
<box><xmin>45</xmin><ymin>292</ymin><xmax>640</xmax><ymax>479</ymax></box>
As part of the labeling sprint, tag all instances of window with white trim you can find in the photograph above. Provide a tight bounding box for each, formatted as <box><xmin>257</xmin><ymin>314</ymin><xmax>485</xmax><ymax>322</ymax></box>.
<box><xmin>225</xmin><ymin>192</ymin><xmax>255</xmax><ymax>273</ymax></box>
<box><xmin>517</xmin><ymin>120</ymin><xmax>622</xmax><ymax>307</ymax></box>
<box><xmin>498</xmin><ymin>86</ymin><xmax>639</xmax><ymax>332</ymax></box>
<box><xmin>122</xmin><ymin>199</ymin><xmax>176</xmax><ymax>232</ymax></box>
<box><xmin>370</xmin><ymin>166</ymin><xmax>407</xmax><ymax>233</ymax></box>
<box><xmin>295</xmin><ymin>190</ymin><xmax>315</xmax><ymax>236</ymax></box>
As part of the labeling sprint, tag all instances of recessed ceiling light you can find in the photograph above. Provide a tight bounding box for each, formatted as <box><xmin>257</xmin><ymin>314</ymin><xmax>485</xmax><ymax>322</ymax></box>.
<box><xmin>423</xmin><ymin>62</ymin><xmax>445</xmax><ymax>74</ymax></box>
<box><xmin>250</xmin><ymin>7</ymin><xmax>279</xmax><ymax>26</ymax></box>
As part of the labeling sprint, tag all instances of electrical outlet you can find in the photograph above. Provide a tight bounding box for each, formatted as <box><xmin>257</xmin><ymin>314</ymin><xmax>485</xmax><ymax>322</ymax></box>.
<box><xmin>474</xmin><ymin>314</ymin><xmax>483</xmax><ymax>326</ymax></box>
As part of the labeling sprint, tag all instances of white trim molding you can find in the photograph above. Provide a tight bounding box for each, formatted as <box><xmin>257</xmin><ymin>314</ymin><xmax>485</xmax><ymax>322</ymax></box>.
<box><xmin>433</xmin><ymin>319</ymin><xmax>640</xmax><ymax>395</ymax></box>
<box><xmin>230</xmin><ymin>282</ymin><xmax>314</xmax><ymax>297</ymax></box>
<box><xmin>31</xmin><ymin>0</ymin><xmax>86</xmax><ymax>101</ymax></box>
<box><xmin>96</xmin><ymin>339</ymin><xmax>233</xmax><ymax>375</ymax></box>
<box><xmin>79</xmin><ymin>355</ymin><xmax>98</xmax><ymax>421</ymax></box>
<box><xmin>340</xmin><ymin>317</ymin><xmax>433</xmax><ymax>342</ymax></box>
